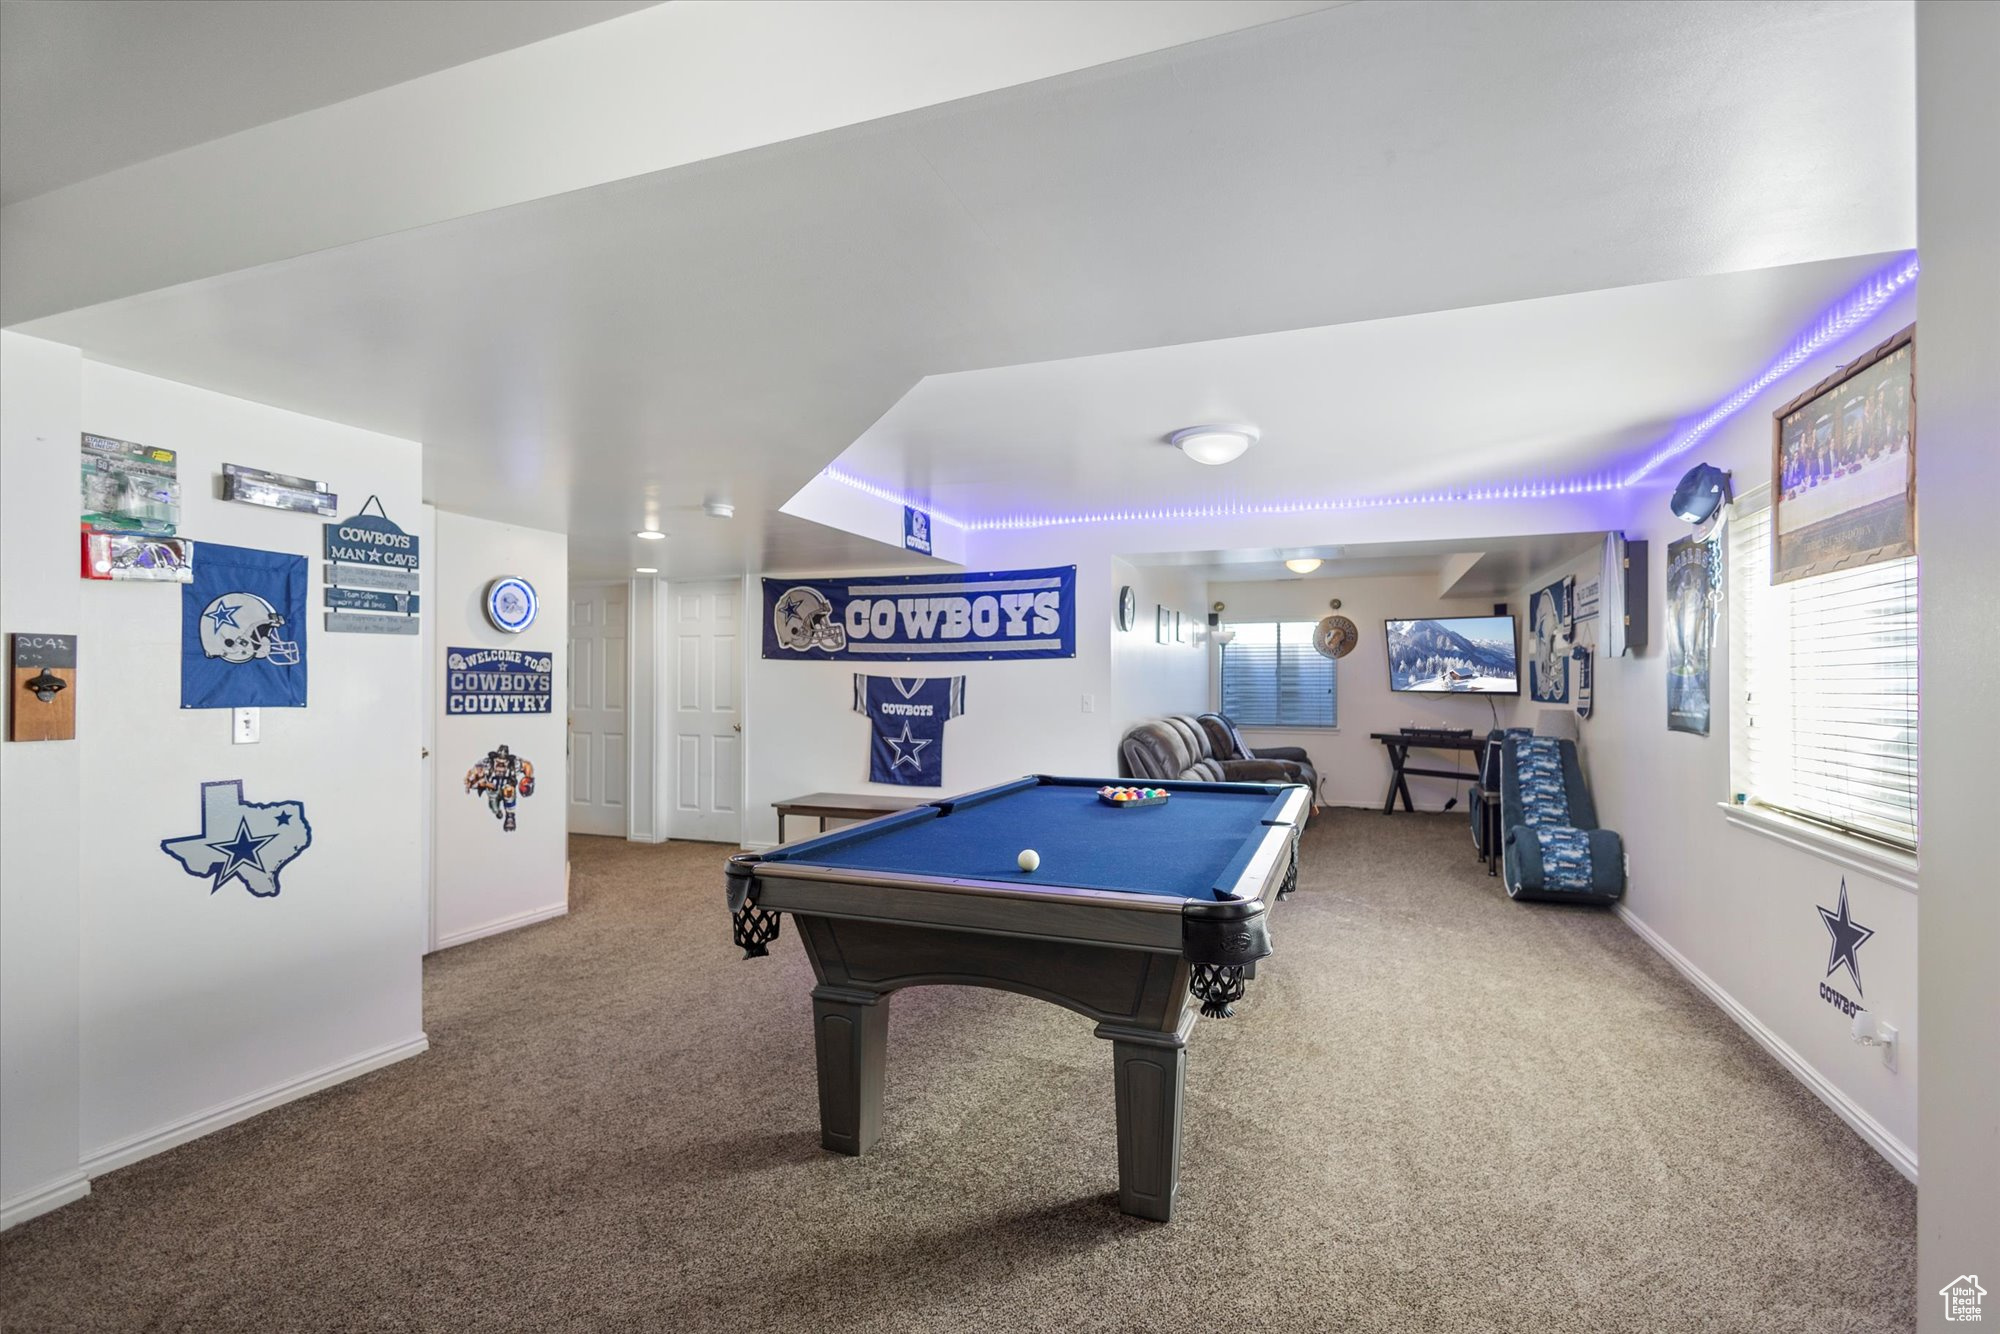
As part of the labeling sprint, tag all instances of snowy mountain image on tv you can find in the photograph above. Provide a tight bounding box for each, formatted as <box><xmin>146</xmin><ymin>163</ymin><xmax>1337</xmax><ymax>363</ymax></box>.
<box><xmin>1386</xmin><ymin>616</ymin><xmax>1520</xmax><ymax>694</ymax></box>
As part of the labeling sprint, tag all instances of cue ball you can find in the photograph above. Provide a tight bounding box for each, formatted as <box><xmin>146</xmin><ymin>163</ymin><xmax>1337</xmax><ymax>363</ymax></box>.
<box><xmin>1017</xmin><ymin>849</ymin><xmax>1040</xmax><ymax>872</ymax></box>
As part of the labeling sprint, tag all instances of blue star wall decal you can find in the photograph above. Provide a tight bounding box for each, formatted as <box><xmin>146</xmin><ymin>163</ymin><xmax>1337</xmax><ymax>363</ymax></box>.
<box><xmin>1817</xmin><ymin>878</ymin><xmax>1875</xmax><ymax>997</ymax></box>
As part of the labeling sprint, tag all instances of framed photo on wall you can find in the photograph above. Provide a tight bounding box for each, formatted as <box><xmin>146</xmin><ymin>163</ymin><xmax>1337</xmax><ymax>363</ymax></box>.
<box><xmin>1771</xmin><ymin>324</ymin><xmax>1915</xmax><ymax>585</ymax></box>
<box><xmin>1156</xmin><ymin>605</ymin><xmax>1169</xmax><ymax>644</ymax></box>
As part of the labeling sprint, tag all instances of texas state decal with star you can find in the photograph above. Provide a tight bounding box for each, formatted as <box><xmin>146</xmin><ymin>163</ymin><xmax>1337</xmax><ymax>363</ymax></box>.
<box><xmin>160</xmin><ymin>780</ymin><xmax>313</xmax><ymax>898</ymax></box>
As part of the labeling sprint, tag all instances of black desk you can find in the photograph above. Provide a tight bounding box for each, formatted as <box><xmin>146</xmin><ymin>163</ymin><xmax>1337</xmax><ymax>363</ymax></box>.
<box><xmin>1368</xmin><ymin>731</ymin><xmax>1487</xmax><ymax>813</ymax></box>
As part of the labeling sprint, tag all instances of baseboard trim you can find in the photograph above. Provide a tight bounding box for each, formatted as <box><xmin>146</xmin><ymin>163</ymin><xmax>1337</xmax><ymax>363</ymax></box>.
<box><xmin>80</xmin><ymin>1033</ymin><xmax>429</xmax><ymax>1180</ymax></box>
<box><xmin>0</xmin><ymin>1172</ymin><xmax>91</xmax><ymax>1231</ymax></box>
<box><xmin>434</xmin><ymin>900</ymin><xmax>567</xmax><ymax>951</ymax></box>
<box><xmin>1615</xmin><ymin>904</ymin><xmax>1917</xmax><ymax>1183</ymax></box>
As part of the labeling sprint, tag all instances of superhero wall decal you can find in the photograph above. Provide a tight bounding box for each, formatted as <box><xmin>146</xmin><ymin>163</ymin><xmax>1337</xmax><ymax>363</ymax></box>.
<box><xmin>466</xmin><ymin>745</ymin><xmax>536</xmax><ymax>831</ymax></box>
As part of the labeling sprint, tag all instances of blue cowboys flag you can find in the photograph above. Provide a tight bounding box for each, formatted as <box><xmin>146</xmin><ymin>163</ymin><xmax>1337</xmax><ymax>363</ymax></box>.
<box><xmin>182</xmin><ymin>542</ymin><xmax>308</xmax><ymax>709</ymax></box>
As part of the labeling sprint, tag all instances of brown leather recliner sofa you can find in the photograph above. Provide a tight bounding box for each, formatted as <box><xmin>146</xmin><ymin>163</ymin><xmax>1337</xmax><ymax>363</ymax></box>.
<box><xmin>1118</xmin><ymin>715</ymin><xmax>1317</xmax><ymax>812</ymax></box>
<box><xmin>1196</xmin><ymin>713</ymin><xmax>1321</xmax><ymax>809</ymax></box>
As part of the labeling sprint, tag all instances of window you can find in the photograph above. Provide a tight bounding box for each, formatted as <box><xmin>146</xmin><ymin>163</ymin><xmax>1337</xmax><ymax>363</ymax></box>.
<box><xmin>1219</xmin><ymin>621</ymin><xmax>1337</xmax><ymax>728</ymax></box>
<box><xmin>1728</xmin><ymin>486</ymin><xmax>1919</xmax><ymax>850</ymax></box>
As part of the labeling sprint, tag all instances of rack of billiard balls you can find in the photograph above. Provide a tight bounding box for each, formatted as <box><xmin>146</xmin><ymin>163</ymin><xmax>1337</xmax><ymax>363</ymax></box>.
<box><xmin>1097</xmin><ymin>784</ymin><xmax>1170</xmax><ymax>809</ymax></box>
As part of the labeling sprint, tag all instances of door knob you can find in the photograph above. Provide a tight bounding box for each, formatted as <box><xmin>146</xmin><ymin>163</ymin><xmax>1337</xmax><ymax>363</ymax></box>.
<box><xmin>732</xmin><ymin>722</ymin><xmax>742</xmax><ymax>732</ymax></box>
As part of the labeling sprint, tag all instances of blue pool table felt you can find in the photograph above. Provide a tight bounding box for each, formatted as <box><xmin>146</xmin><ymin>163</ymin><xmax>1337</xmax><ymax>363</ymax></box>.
<box><xmin>768</xmin><ymin>782</ymin><xmax>1287</xmax><ymax>900</ymax></box>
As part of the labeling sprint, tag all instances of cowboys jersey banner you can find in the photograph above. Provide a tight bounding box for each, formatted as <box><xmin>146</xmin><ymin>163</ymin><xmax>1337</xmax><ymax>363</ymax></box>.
<box><xmin>763</xmin><ymin>566</ymin><xmax>1075</xmax><ymax>662</ymax></box>
<box><xmin>181</xmin><ymin>542</ymin><xmax>308</xmax><ymax>709</ymax></box>
<box><xmin>854</xmin><ymin>675</ymin><xmax>965</xmax><ymax>786</ymax></box>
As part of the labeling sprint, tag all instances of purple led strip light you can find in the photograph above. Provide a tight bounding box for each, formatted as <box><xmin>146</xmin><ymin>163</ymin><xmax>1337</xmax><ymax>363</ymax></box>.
<box><xmin>1623</xmin><ymin>252</ymin><xmax>1918</xmax><ymax>486</ymax></box>
<box><xmin>821</xmin><ymin>253</ymin><xmax>1918</xmax><ymax>531</ymax></box>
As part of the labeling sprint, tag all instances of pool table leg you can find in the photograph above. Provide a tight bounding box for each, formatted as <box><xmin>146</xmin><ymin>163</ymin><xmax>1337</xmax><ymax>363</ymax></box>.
<box><xmin>1096</xmin><ymin>1007</ymin><xmax>1197</xmax><ymax>1222</ymax></box>
<box><xmin>811</xmin><ymin>984</ymin><xmax>889</xmax><ymax>1156</ymax></box>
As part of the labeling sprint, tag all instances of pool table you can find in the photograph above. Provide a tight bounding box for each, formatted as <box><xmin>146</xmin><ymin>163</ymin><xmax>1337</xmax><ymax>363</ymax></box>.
<box><xmin>724</xmin><ymin>774</ymin><xmax>1308</xmax><ymax>1221</ymax></box>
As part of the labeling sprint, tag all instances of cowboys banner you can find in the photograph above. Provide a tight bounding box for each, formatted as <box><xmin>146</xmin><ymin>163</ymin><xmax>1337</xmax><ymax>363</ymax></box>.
<box><xmin>182</xmin><ymin>542</ymin><xmax>309</xmax><ymax>709</ymax></box>
<box><xmin>763</xmin><ymin>567</ymin><xmax>1076</xmax><ymax>662</ymax></box>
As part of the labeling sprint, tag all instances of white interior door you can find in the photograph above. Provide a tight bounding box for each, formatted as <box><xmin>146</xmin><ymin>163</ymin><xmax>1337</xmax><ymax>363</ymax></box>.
<box><xmin>669</xmin><ymin>580</ymin><xmax>741</xmax><ymax>843</ymax></box>
<box><xmin>567</xmin><ymin>583</ymin><xmax>628</xmax><ymax>837</ymax></box>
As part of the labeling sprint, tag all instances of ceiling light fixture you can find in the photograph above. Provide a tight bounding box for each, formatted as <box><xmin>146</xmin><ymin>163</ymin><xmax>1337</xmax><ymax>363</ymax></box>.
<box><xmin>635</xmin><ymin>567</ymin><xmax>658</xmax><ymax>574</ymax></box>
<box><xmin>702</xmin><ymin>501</ymin><xmax>734</xmax><ymax>520</ymax></box>
<box><xmin>635</xmin><ymin>529</ymin><xmax>667</xmax><ymax>541</ymax></box>
<box><xmin>1284</xmin><ymin>557</ymin><xmax>1323</xmax><ymax>575</ymax></box>
<box><xmin>1169</xmin><ymin>424</ymin><xmax>1259</xmax><ymax>466</ymax></box>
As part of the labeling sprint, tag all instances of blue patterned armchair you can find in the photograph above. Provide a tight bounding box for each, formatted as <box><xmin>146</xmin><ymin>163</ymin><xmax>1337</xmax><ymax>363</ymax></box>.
<box><xmin>1499</xmin><ymin>735</ymin><xmax>1625</xmax><ymax>904</ymax></box>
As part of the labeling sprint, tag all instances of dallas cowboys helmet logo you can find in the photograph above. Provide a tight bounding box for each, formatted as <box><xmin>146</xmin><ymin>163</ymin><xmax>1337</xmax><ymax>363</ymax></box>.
<box><xmin>773</xmin><ymin>585</ymin><xmax>846</xmax><ymax>652</ymax></box>
<box><xmin>199</xmin><ymin>593</ymin><xmax>300</xmax><ymax>665</ymax></box>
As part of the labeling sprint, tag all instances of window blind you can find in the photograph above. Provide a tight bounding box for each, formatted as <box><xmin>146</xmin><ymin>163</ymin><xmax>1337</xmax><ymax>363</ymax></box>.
<box><xmin>1219</xmin><ymin>621</ymin><xmax>1337</xmax><ymax>728</ymax></box>
<box><xmin>1728</xmin><ymin>486</ymin><xmax>1919</xmax><ymax>849</ymax></box>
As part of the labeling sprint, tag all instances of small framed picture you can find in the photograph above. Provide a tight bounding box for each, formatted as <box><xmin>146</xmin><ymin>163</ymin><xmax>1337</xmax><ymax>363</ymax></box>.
<box><xmin>1155</xmin><ymin>605</ymin><xmax>1169</xmax><ymax>644</ymax></box>
<box><xmin>1771</xmin><ymin>324</ymin><xmax>1915</xmax><ymax>584</ymax></box>
<box><xmin>1174</xmin><ymin>611</ymin><xmax>1187</xmax><ymax>644</ymax></box>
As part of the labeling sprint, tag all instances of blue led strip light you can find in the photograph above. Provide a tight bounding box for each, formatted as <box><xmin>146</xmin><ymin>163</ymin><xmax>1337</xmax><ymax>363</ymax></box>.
<box><xmin>819</xmin><ymin>252</ymin><xmax>1918</xmax><ymax>531</ymax></box>
<box><xmin>1622</xmin><ymin>253</ymin><xmax>1919</xmax><ymax>486</ymax></box>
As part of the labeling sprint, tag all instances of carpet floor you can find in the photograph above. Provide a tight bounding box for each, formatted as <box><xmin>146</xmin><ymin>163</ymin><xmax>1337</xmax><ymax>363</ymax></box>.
<box><xmin>1</xmin><ymin>812</ymin><xmax>1916</xmax><ymax>1332</ymax></box>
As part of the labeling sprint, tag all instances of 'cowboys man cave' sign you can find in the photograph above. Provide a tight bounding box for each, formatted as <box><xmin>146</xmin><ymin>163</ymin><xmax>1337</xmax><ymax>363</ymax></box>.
<box><xmin>762</xmin><ymin>566</ymin><xmax>1075</xmax><ymax>662</ymax></box>
<box><xmin>324</xmin><ymin>497</ymin><xmax>420</xmax><ymax>635</ymax></box>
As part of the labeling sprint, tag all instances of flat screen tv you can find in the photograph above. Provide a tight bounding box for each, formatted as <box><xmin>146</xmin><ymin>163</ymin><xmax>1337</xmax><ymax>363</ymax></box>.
<box><xmin>1385</xmin><ymin>615</ymin><xmax>1521</xmax><ymax>695</ymax></box>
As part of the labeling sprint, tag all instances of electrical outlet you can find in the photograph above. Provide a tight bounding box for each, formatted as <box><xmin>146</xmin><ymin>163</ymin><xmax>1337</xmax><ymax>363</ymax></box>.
<box><xmin>1878</xmin><ymin>1022</ymin><xmax>1898</xmax><ymax>1072</ymax></box>
<box><xmin>1080</xmin><ymin>694</ymin><xmax>1095</xmax><ymax>714</ymax></box>
<box><xmin>233</xmin><ymin>707</ymin><xmax>260</xmax><ymax>744</ymax></box>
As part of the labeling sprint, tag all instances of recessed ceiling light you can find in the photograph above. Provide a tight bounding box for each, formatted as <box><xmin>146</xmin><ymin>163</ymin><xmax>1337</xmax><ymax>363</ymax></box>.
<box><xmin>1284</xmin><ymin>557</ymin><xmax>1324</xmax><ymax>574</ymax></box>
<box><xmin>635</xmin><ymin>529</ymin><xmax>667</xmax><ymax>540</ymax></box>
<box><xmin>1169</xmin><ymin>424</ymin><xmax>1259</xmax><ymax>466</ymax></box>
<box><xmin>635</xmin><ymin>567</ymin><xmax>658</xmax><ymax>574</ymax></box>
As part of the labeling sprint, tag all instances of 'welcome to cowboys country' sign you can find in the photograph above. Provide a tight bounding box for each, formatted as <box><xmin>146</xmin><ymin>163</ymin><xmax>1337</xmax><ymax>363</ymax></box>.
<box><xmin>445</xmin><ymin>647</ymin><xmax>554</xmax><ymax>714</ymax></box>
<box><xmin>763</xmin><ymin>566</ymin><xmax>1075</xmax><ymax>662</ymax></box>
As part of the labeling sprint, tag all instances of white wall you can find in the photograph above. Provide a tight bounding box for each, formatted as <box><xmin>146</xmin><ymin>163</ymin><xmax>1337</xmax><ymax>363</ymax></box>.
<box><xmin>1524</xmin><ymin>285</ymin><xmax>1923</xmax><ymax>1176</ymax></box>
<box><xmin>1914</xmin><ymin>0</ymin><xmax>2000</xmax><ymax>1313</ymax></box>
<box><xmin>0</xmin><ymin>334</ymin><xmax>87</xmax><ymax>1226</ymax></box>
<box><xmin>1206</xmin><ymin>572</ymin><xmax>1511</xmax><ymax>809</ymax></box>
<box><xmin>72</xmin><ymin>361</ymin><xmax>430</xmax><ymax>1173</ymax></box>
<box><xmin>431</xmin><ymin>512</ymin><xmax>570</xmax><ymax>948</ymax></box>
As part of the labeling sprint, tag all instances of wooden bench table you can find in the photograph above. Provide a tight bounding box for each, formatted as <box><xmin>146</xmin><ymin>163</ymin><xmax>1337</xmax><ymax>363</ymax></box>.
<box><xmin>773</xmin><ymin>792</ymin><xmax>928</xmax><ymax>843</ymax></box>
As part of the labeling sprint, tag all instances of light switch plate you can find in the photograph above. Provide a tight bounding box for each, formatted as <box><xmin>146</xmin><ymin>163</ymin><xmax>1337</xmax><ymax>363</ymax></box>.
<box><xmin>233</xmin><ymin>707</ymin><xmax>260</xmax><ymax>744</ymax></box>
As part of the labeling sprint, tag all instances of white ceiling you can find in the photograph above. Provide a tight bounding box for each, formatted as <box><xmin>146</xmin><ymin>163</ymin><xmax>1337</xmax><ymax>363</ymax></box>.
<box><xmin>0</xmin><ymin>0</ymin><xmax>657</xmax><ymax>206</ymax></box>
<box><xmin>1132</xmin><ymin>533</ymin><xmax>1604</xmax><ymax>593</ymax></box>
<box><xmin>6</xmin><ymin>1</ymin><xmax>1914</xmax><ymax>580</ymax></box>
<box><xmin>835</xmin><ymin>254</ymin><xmax>1896</xmax><ymax>522</ymax></box>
